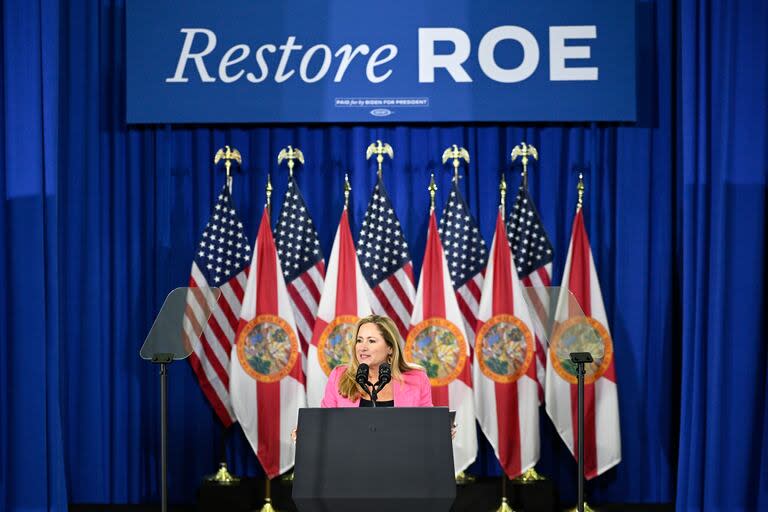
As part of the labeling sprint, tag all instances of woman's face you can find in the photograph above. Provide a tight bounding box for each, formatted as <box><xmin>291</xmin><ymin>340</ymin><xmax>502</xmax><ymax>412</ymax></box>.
<box><xmin>355</xmin><ymin>322</ymin><xmax>393</xmax><ymax>370</ymax></box>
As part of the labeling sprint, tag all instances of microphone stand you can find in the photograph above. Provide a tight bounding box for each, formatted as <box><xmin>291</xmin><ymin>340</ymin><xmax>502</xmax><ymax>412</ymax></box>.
<box><xmin>366</xmin><ymin>380</ymin><xmax>377</xmax><ymax>407</ymax></box>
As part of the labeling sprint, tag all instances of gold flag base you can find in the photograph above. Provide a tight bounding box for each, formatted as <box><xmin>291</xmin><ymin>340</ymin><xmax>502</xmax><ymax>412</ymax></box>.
<box><xmin>513</xmin><ymin>467</ymin><xmax>546</xmax><ymax>483</ymax></box>
<box><xmin>567</xmin><ymin>502</ymin><xmax>596</xmax><ymax>512</ymax></box>
<box><xmin>493</xmin><ymin>496</ymin><xmax>517</xmax><ymax>512</ymax></box>
<box><xmin>206</xmin><ymin>462</ymin><xmax>239</xmax><ymax>485</ymax></box>
<box><xmin>455</xmin><ymin>471</ymin><xmax>476</xmax><ymax>485</ymax></box>
<box><xmin>258</xmin><ymin>499</ymin><xmax>279</xmax><ymax>512</ymax></box>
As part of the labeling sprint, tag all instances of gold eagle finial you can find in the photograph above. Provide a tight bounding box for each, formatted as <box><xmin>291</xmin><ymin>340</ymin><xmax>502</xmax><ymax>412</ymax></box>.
<box><xmin>366</xmin><ymin>140</ymin><xmax>394</xmax><ymax>179</ymax></box>
<box><xmin>214</xmin><ymin>145</ymin><xmax>242</xmax><ymax>189</ymax></box>
<box><xmin>441</xmin><ymin>144</ymin><xmax>470</xmax><ymax>183</ymax></box>
<box><xmin>277</xmin><ymin>145</ymin><xmax>305</xmax><ymax>177</ymax></box>
<box><xmin>511</xmin><ymin>142</ymin><xmax>538</xmax><ymax>189</ymax></box>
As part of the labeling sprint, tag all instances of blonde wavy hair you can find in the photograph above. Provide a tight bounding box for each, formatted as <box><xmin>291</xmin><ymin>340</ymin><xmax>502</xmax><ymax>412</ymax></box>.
<box><xmin>337</xmin><ymin>315</ymin><xmax>415</xmax><ymax>400</ymax></box>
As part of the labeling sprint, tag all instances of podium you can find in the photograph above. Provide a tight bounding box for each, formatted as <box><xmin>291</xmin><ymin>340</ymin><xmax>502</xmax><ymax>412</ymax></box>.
<box><xmin>292</xmin><ymin>407</ymin><xmax>456</xmax><ymax>512</ymax></box>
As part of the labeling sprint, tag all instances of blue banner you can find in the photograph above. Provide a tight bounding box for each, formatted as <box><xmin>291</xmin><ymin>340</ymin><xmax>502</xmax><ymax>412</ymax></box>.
<box><xmin>126</xmin><ymin>0</ymin><xmax>636</xmax><ymax>123</ymax></box>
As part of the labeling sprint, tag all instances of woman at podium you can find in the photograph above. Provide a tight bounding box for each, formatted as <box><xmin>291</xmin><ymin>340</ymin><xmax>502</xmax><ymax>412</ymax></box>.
<box><xmin>321</xmin><ymin>315</ymin><xmax>433</xmax><ymax>408</ymax></box>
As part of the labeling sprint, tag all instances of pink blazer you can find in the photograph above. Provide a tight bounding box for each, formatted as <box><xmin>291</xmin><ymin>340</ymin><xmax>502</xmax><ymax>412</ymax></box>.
<box><xmin>320</xmin><ymin>365</ymin><xmax>433</xmax><ymax>408</ymax></box>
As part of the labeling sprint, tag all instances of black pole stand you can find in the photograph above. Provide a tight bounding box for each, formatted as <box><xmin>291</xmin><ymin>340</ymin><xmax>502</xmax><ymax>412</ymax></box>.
<box><xmin>570</xmin><ymin>351</ymin><xmax>593</xmax><ymax>512</ymax></box>
<box><xmin>152</xmin><ymin>353</ymin><xmax>174</xmax><ymax>512</ymax></box>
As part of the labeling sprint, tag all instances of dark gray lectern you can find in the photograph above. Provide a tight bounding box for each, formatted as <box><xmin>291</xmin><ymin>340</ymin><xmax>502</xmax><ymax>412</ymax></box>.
<box><xmin>292</xmin><ymin>407</ymin><xmax>456</xmax><ymax>512</ymax></box>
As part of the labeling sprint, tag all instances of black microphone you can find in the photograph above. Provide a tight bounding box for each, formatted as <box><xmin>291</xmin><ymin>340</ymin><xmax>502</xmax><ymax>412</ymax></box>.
<box><xmin>356</xmin><ymin>363</ymin><xmax>375</xmax><ymax>405</ymax></box>
<box><xmin>356</xmin><ymin>363</ymin><xmax>370</xmax><ymax>387</ymax></box>
<box><xmin>377</xmin><ymin>362</ymin><xmax>392</xmax><ymax>387</ymax></box>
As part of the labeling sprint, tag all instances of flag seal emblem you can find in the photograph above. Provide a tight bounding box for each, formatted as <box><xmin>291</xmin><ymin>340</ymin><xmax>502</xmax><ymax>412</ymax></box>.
<box><xmin>236</xmin><ymin>314</ymin><xmax>300</xmax><ymax>383</ymax></box>
<box><xmin>318</xmin><ymin>315</ymin><xmax>360</xmax><ymax>376</ymax></box>
<box><xmin>475</xmin><ymin>314</ymin><xmax>535</xmax><ymax>384</ymax></box>
<box><xmin>405</xmin><ymin>318</ymin><xmax>467</xmax><ymax>386</ymax></box>
<box><xmin>549</xmin><ymin>317</ymin><xmax>613</xmax><ymax>385</ymax></box>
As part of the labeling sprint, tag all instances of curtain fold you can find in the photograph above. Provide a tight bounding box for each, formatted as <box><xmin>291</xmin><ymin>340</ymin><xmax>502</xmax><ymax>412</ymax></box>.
<box><xmin>676</xmin><ymin>0</ymin><xmax>768</xmax><ymax>510</ymax></box>
<box><xmin>1</xmin><ymin>1</ymin><xmax>68</xmax><ymax>511</ymax></box>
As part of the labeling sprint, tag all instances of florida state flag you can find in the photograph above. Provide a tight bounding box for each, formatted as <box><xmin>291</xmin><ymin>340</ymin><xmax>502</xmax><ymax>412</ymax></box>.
<box><xmin>307</xmin><ymin>210</ymin><xmax>372</xmax><ymax>406</ymax></box>
<box><xmin>546</xmin><ymin>208</ymin><xmax>621</xmax><ymax>479</ymax></box>
<box><xmin>230</xmin><ymin>208</ymin><xmax>307</xmax><ymax>478</ymax></box>
<box><xmin>474</xmin><ymin>212</ymin><xmax>540</xmax><ymax>478</ymax></box>
<box><xmin>408</xmin><ymin>211</ymin><xmax>477</xmax><ymax>474</ymax></box>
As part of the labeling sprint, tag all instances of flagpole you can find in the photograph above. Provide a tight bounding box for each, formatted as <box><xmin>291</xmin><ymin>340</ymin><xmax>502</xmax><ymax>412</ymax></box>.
<box><xmin>509</xmin><ymin>143</ymin><xmax>549</xmax><ymax>485</ymax></box>
<box><xmin>489</xmin><ymin>173</ymin><xmax>517</xmax><ymax>512</ymax></box>
<box><xmin>205</xmin><ymin>146</ymin><xmax>243</xmax><ymax>486</ymax></box>
<box><xmin>344</xmin><ymin>173</ymin><xmax>351</xmax><ymax>210</ymax></box>
<box><xmin>567</xmin><ymin>173</ymin><xmax>595</xmax><ymax>512</ymax></box>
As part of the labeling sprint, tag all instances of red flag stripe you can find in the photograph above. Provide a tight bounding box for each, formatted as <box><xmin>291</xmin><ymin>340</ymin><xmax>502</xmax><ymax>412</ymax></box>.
<box><xmin>432</xmin><ymin>385</ymin><xmax>449</xmax><ymax>406</ymax></box>
<box><xmin>287</xmin><ymin>284</ymin><xmax>315</xmax><ymax>335</ymax></box>
<box><xmin>188</xmin><ymin>351</ymin><xmax>235</xmax><ymax>426</ymax></box>
<box><xmin>383</xmin><ymin>273</ymin><xmax>414</xmax><ymax>318</ymax></box>
<box><xmin>298</xmin><ymin>263</ymin><xmax>324</xmax><ymax>302</ymax></box>
<box><xmin>334</xmin><ymin>212</ymin><xmax>359</xmax><ymax>315</ymax></box>
<box><xmin>229</xmin><ymin>272</ymin><xmax>246</xmax><ymax>302</ymax></box>
<box><xmin>197</xmin><ymin>331</ymin><xmax>231</xmax><ymax>388</ymax></box>
<box><xmin>372</xmin><ymin>284</ymin><xmax>408</xmax><ymax>338</ymax></box>
<box><xmin>464</xmin><ymin>275</ymin><xmax>482</xmax><ymax>303</ymax></box>
<box><xmin>252</xmin><ymin>211</ymin><xmax>285</xmax><ymax>479</ymax></box>
<box><xmin>496</xmin><ymin>381</ymin><xmax>521</xmax><ymax>477</ymax></box>
<box><xmin>422</xmin><ymin>214</ymin><xmax>447</xmax><ymax>319</ymax></box>
<box><xmin>257</xmin><ymin>381</ymin><xmax>281</xmax><ymax>477</ymax></box>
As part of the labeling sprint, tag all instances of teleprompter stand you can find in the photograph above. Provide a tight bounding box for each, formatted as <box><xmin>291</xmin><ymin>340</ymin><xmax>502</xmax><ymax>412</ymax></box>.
<box><xmin>292</xmin><ymin>407</ymin><xmax>456</xmax><ymax>512</ymax></box>
<box><xmin>140</xmin><ymin>287</ymin><xmax>220</xmax><ymax>512</ymax></box>
<box><xmin>570</xmin><ymin>351</ymin><xmax>593</xmax><ymax>512</ymax></box>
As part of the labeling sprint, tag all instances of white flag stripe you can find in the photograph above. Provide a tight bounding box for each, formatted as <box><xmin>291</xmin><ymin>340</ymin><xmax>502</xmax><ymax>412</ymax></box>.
<box><xmin>291</xmin><ymin>275</ymin><xmax>320</xmax><ymax>314</ymax></box>
<box><xmin>291</xmin><ymin>305</ymin><xmax>312</xmax><ymax>347</ymax></box>
<box><xmin>441</xmin><ymin>254</ymin><xmax>466</xmax><ymax>331</ymax></box>
<box><xmin>230</xmin><ymin>359</ymin><xmax>259</xmax><ymax>454</ymax></box>
<box><xmin>518</xmin><ymin>376</ymin><xmax>540</xmax><ymax>472</ymax></box>
<box><xmin>457</xmin><ymin>283</ymin><xmax>481</xmax><ymax>317</ymax></box>
<box><xmin>306</xmin><ymin>264</ymin><xmax>325</xmax><ymax>295</ymax></box>
<box><xmin>236</xmin><ymin>271</ymin><xmax>248</xmax><ymax>291</ymax></box>
<box><xmin>189</xmin><ymin>264</ymin><xmax>224</xmax><ymax>304</ymax></box>
<box><xmin>198</xmin><ymin>323</ymin><xmax>233</xmax><ymax>372</ymax></box>
<box><xmin>595</xmin><ymin>378</ymin><xmax>621</xmax><ymax>473</ymax></box>
<box><xmin>279</xmin><ymin>377</ymin><xmax>305</xmax><ymax>474</ymax></box>
<box><xmin>208</xmin><ymin>305</ymin><xmax>236</xmax><ymax>345</ymax></box>
<box><xmin>367</xmin><ymin>291</ymin><xmax>384</xmax><ymax>320</ymax></box>
<box><xmin>219</xmin><ymin>285</ymin><xmax>244</xmax><ymax>322</ymax></box>
<box><xmin>305</xmin><ymin>345</ymin><xmax>325</xmax><ymax>407</ymax></box>
<box><xmin>393</xmin><ymin>266</ymin><xmax>417</xmax><ymax>298</ymax></box>
<box><xmin>448</xmin><ymin>380</ymin><xmax>478</xmax><ymax>473</ymax></box>
<box><xmin>192</xmin><ymin>351</ymin><xmax>234</xmax><ymax>416</ymax></box>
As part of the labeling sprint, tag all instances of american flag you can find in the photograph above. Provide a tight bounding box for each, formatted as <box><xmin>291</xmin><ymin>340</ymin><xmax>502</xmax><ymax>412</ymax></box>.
<box><xmin>506</xmin><ymin>185</ymin><xmax>554</xmax><ymax>401</ymax></box>
<box><xmin>184</xmin><ymin>185</ymin><xmax>251</xmax><ymax>426</ymax></box>
<box><xmin>274</xmin><ymin>176</ymin><xmax>326</xmax><ymax>354</ymax></box>
<box><xmin>438</xmin><ymin>182</ymin><xmax>488</xmax><ymax>342</ymax></box>
<box><xmin>357</xmin><ymin>177</ymin><xmax>416</xmax><ymax>339</ymax></box>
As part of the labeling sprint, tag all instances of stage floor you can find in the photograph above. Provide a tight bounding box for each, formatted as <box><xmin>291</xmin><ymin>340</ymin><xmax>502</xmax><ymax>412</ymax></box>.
<box><xmin>70</xmin><ymin>477</ymin><xmax>673</xmax><ymax>512</ymax></box>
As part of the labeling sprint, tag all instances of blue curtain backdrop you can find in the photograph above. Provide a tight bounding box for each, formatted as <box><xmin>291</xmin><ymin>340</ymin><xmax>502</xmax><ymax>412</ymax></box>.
<box><xmin>1</xmin><ymin>0</ymin><xmax>766</xmax><ymax>511</ymax></box>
